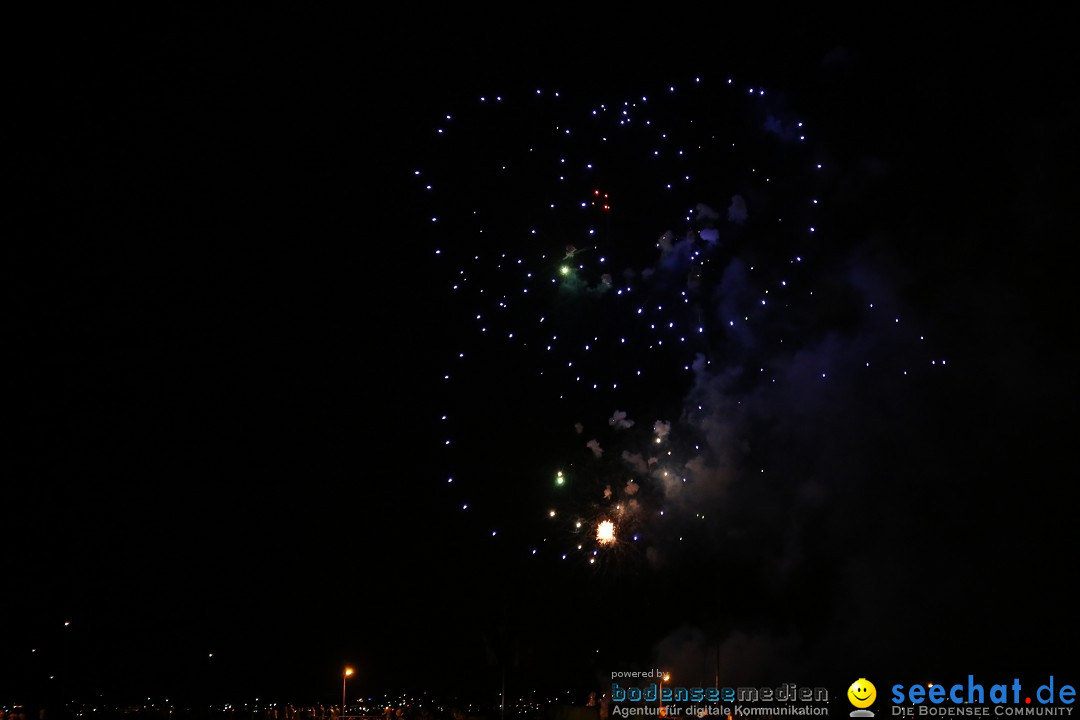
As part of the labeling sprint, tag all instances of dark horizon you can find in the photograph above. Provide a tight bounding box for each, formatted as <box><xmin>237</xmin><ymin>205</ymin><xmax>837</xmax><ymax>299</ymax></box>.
<box><xmin>7</xmin><ymin>8</ymin><xmax>1078</xmax><ymax>710</ymax></box>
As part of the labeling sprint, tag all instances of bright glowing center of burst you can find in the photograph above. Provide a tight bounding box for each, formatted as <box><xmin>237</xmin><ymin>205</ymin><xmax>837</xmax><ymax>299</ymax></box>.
<box><xmin>597</xmin><ymin>520</ymin><xmax>615</xmax><ymax>544</ymax></box>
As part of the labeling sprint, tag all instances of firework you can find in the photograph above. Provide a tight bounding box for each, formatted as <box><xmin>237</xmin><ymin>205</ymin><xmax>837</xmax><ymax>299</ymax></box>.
<box><xmin>596</xmin><ymin>520</ymin><xmax>615</xmax><ymax>545</ymax></box>
<box><xmin>420</xmin><ymin>74</ymin><xmax>945</xmax><ymax>565</ymax></box>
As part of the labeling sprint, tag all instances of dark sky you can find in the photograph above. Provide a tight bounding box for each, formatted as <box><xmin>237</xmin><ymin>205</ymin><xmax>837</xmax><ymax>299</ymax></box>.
<box><xmin>7</xmin><ymin>8</ymin><xmax>1079</xmax><ymax>708</ymax></box>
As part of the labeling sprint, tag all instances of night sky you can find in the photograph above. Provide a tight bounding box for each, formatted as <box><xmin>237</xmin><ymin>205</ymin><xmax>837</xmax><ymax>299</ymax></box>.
<box><xmin>7</xmin><ymin>8</ymin><xmax>1079</xmax><ymax>709</ymax></box>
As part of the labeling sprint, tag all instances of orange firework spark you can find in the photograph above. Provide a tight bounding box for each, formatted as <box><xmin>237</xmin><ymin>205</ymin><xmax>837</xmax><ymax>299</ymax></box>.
<box><xmin>597</xmin><ymin>520</ymin><xmax>615</xmax><ymax>544</ymax></box>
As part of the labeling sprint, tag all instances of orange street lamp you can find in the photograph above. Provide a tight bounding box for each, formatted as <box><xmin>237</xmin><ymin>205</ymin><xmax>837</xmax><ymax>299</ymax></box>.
<box><xmin>343</xmin><ymin>667</ymin><xmax>354</xmax><ymax>715</ymax></box>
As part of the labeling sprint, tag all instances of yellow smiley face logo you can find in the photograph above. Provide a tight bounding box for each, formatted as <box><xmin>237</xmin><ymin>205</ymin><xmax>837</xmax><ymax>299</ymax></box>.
<box><xmin>848</xmin><ymin>679</ymin><xmax>876</xmax><ymax>708</ymax></box>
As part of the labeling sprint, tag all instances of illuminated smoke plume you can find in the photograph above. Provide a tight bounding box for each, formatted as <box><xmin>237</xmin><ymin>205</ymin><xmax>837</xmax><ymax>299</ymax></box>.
<box><xmin>727</xmin><ymin>194</ymin><xmax>748</xmax><ymax>224</ymax></box>
<box><xmin>609</xmin><ymin>410</ymin><xmax>635</xmax><ymax>430</ymax></box>
<box><xmin>621</xmin><ymin>451</ymin><xmax>649</xmax><ymax>475</ymax></box>
<box><xmin>653</xmin><ymin>420</ymin><xmax>671</xmax><ymax>441</ymax></box>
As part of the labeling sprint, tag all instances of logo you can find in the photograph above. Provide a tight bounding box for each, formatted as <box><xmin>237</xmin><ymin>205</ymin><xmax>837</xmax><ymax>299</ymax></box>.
<box><xmin>849</xmin><ymin>679</ymin><xmax>877</xmax><ymax>718</ymax></box>
<box><xmin>890</xmin><ymin>676</ymin><xmax>1076</xmax><ymax>716</ymax></box>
